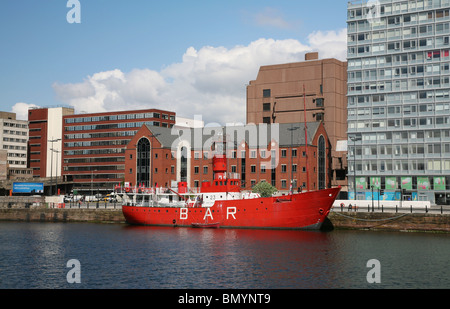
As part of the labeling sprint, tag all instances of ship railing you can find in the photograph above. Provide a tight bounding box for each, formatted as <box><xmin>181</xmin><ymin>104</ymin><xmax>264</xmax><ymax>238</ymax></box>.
<box><xmin>125</xmin><ymin>201</ymin><xmax>188</xmax><ymax>208</ymax></box>
<box><xmin>117</xmin><ymin>186</ymin><xmax>203</xmax><ymax>195</ymax></box>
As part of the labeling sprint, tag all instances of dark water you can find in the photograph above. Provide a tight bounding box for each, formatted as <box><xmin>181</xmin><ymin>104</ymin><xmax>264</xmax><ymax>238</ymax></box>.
<box><xmin>0</xmin><ymin>222</ymin><xmax>449</xmax><ymax>289</ymax></box>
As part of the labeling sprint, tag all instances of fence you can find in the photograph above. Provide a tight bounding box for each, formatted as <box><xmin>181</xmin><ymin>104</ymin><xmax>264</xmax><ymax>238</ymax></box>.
<box><xmin>333</xmin><ymin>200</ymin><xmax>449</xmax><ymax>215</ymax></box>
<box><xmin>48</xmin><ymin>201</ymin><xmax>121</xmax><ymax>210</ymax></box>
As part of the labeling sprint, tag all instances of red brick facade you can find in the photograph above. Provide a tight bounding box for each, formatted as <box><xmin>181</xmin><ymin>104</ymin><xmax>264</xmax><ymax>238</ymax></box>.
<box><xmin>125</xmin><ymin>122</ymin><xmax>332</xmax><ymax>193</ymax></box>
<box><xmin>28</xmin><ymin>108</ymin><xmax>54</xmax><ymax>178</ymax></box>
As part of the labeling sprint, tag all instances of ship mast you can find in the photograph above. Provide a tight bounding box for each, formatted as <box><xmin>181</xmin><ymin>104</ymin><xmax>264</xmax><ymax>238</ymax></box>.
<box><xmin>303</xmin><ymin>84</ymin><xmax>310</xmax><ymax>192</ymax></box>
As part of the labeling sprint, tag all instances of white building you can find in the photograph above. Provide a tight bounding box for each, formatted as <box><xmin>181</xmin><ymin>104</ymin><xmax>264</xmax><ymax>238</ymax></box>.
<box><xmin>0</xmin><ymin>111</ymin><xmax>31</xmax><ymax>179</ymax></box>
<box><xmin>347</xmin><ymin>0</ymin><xmax>450</xmax><ymax>204</ymax></box>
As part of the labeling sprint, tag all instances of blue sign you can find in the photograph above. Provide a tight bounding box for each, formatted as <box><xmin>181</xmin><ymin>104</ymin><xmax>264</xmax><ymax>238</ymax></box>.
<box><xmin>13</xmin><ymin>183</ymin><xmax>44</xmax><ymax>194</ymax></box>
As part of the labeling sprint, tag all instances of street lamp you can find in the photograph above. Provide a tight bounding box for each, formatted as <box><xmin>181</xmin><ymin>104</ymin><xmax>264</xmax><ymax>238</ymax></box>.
<box><xmin>48</xmin><ymin>138</ymin><xmax>61</xmax><ymax>196</ymax></box>
<box><xmin>91</xmin><ymin>169</ymin><xmax>97</xmax><ymax>197</ymax></box>
<box><xmin>350</xmin><ymin>135</ymin><xmax>361</xmax><ymax>201</ymax></box>
<box><xmin>50</xmin><ymin>148</ymin><xmax>60</xmax><ymax>196</ymax></box>
<box><xmin>371</xmin><ymin>185</ymin><xmax>374</xmax><ymax>212</ymax></box>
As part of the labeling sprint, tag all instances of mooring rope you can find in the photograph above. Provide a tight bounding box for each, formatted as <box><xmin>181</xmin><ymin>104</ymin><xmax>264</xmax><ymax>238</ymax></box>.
<box><xmin>331</xmin><ymin>211</ymin><xmax>410</xmax><ymax>222</ymax></box>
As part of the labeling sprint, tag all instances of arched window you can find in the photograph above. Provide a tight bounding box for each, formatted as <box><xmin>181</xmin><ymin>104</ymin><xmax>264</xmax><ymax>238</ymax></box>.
<box><xmin>318</xmin><ymin>136</ymin><xmax>326</xmax><ymax>190</ymax></box>
<box><xmin>180</xmin><ymin>146</ymin><xmax>188</xmax><ymax>182</ymax></box>
<box><xmin>137</xmin><ymin>138</ymin><xmax>150</xmax><ymax>187</ymax></box>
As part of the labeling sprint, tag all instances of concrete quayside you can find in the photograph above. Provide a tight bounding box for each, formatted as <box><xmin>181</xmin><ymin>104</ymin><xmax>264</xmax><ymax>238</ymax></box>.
<box><xmin>0</xmin><ymin>205</ymin><xmax>449</xmax><ymax>233</ymax></box>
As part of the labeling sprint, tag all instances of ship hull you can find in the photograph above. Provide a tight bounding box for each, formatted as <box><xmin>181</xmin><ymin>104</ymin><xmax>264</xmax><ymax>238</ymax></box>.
<box><xmin>122</xmin><ymin>187</ymin><xmax>340</xmax><ymax>230</ymax></box>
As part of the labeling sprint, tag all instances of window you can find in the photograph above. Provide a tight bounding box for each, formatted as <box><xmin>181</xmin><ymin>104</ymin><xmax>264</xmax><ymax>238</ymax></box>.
<box><xmin>388</xmin><ymin>16</ymin><xmax>400</xmax><ymax>25</ymax></box>
<box><xmin>263</xmin><ymin>103</ymin><xmax>271</xmax><ymax>111</ymax></box>
<box><xmin>260</xmin><ymin>165</ymin><xmax>266</xmax><ymax>173</ymax></box>
<box><xmin>436</xmin><ymin>10</ymin><xmax>450</xmax><ymax>19</ymax></box>
<box><xmin>136</xmin><ymin>138</ymin><xmax>150</xmax><ymax>187</ymax></box>
<box><xmin>358</xmin><ymin>33</ymin><xmax>368</xmax><ymax>41</ymax></box>
<box><xmin>388</xmin><ymin>42</ymin><xmax>400</xmax><ymax>51</ymax></box>
<box><xmin>263</xmin><ymin>117</ymin><xmax>271</xmax><ymax>124</ymax></box>
<box><xmin>263</xmin><ymin>89</ymin><xmax>271</xmax><ymax>98</ymax></box>
<box><xmin>315</xmin><ymin>98</ymin><xmax>324</xmax><ymax>107</ymax></box>
<box><xmin>358</xmin><ymin>46</ymin><xmax>370</xmax><ymax>54</ymax></box>
<box><xmin>180</xmin><ymin>147</ymin><xmax>188</xmax><ymax>182</ymax></box>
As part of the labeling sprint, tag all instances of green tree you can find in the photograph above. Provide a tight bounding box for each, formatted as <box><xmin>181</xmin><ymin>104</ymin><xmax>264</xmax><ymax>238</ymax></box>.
<box><xmin>252</xmin><ymin>181</ymin><xmax>277</xmax><ymax>198</ymax></box>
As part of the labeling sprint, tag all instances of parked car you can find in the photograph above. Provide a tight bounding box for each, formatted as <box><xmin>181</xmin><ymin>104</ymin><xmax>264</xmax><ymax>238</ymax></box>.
<box><xmin>64</xmin><ymin>195</ymin><xmax>82</xmax><ymax>203</ymax></box>
<box><xmin>103</xmin><ymin>194</ymin><xmax>118</xmax><ymax>203</ymax></box>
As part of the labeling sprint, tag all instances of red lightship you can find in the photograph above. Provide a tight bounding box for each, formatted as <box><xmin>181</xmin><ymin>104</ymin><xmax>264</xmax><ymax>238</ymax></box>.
<box><xmin>121</xmin><ymin>155</ymin><xmax>340</xmax><ymax>230</ymax></box>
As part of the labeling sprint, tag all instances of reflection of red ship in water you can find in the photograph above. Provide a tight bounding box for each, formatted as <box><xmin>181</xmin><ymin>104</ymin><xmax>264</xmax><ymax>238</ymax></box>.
<box><xmin>121</xmin><ymin>151</ymin><xmax>340</xmax><ymax>230</ymax></box>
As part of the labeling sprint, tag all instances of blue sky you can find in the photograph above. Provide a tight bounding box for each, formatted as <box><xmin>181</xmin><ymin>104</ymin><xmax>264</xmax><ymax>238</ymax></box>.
<box><xmin>0</xmin><ymin>0</ymin><xmax>347</xmax><ymax>123</ymax></box>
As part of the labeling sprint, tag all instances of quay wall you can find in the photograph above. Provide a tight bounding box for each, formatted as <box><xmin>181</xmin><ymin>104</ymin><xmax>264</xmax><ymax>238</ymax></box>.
<box><xmin>0</xmin><ymin>207</ymin><xmax>449</xmax><ymax>232</ymax></box>
<box><xmin>0</xmin><ymin>208</ymin><xmax>125</xmax><ymax>224</ymax></box>
<box><xmin>327</xmin><ymin>212</ymin><xmax>450</xmax><ymax>233</ymax></box>
<box><xmin>0</xmin><ymin>196</ymin><xmax>45</xmax><ymax>209</ymax></box>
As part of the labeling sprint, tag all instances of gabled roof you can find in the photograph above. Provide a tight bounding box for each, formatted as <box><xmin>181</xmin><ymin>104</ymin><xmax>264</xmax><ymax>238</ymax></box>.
<box><xmin>143</xmin><ymin>121</ymin><xmax>323</xmax><ymax>150</ymax></box>
<box><xmin>273</xmin><ymin>122</ymin><xmax>321</xmax><ymax>148</ymax></box>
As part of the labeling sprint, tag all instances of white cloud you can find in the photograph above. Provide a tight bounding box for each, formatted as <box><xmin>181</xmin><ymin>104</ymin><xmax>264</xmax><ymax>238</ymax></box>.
<box><xmin>11</xmin><ymin>102</ymin><xmax>39</xmax><ymax>120</ymax></box>
<box><xmin>52</xmin><ymin>31</ymin><xmax>347</xmax><ymax>125</ymax></box>
<box><xmin>307</xmin><ymin>29</ymin><xmax>347</xmax><ymax>61</ymax></box>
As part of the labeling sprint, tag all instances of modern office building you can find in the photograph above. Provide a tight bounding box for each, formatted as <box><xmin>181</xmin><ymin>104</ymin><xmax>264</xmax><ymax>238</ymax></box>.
<box><xmin>347</xmin><ymin>0</ymin><xmax>450</xmax><ymax>204</ymax></box>
<box><xmin>247</xmin><ymin>52</ymin><xmax>348</xmax><ymax>195</ymax></box>
<box><xmin>0</xmin><ymin>111</ymin><xmax>31</xmax><ymax>180</ymax></box>
<box><xmin>28</xmin><ymin>107</ymin><xmax>176</xmax><ymax>195</ymax></box>
<box><xmin>62</xmin><ymin>109</ymin><xmax>176</xmax><ymax>194</ymax></box>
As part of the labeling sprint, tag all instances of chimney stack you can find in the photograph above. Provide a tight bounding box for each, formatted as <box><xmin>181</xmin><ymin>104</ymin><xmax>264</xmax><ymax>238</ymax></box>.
<box><xmin>305</xmin><ymin>52</ymin><xmax>319</xmax><ymax>61</ymax></box>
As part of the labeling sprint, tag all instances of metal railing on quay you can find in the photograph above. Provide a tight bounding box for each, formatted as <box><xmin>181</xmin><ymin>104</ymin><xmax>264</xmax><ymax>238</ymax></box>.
<box><xmin>332</xmin><ymin>204</ymin><xmax>450</xmax><ymax>215</ymax></box>
<box><xmin>48</xmin><ymin>201</ymin><xmax>122</xmax><ymax>210</ymax></box>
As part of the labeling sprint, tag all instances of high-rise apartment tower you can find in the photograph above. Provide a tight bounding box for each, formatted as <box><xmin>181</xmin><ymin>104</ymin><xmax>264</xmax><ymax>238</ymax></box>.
<box><xmin>347</xmin><ymin>0</ymin><xmax>450</xmax><ymax>204</ymax></box>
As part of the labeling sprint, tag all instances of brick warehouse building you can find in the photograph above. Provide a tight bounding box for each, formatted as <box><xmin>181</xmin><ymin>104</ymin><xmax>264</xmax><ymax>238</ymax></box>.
<box><xmin>124</xmin><ymin>121</ymin><xmax>332</xmax><ymax>193</ymax></box>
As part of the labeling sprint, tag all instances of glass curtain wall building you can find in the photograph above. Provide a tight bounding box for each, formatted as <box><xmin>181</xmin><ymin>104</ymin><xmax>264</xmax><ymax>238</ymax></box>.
<box><xmin>347</xmin><ymin>0</ymin><xmax>450</xmax><ymax>204</ymax></box>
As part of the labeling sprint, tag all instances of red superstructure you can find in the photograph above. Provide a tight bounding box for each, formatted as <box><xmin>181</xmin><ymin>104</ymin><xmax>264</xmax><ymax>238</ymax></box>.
<box><xmin>121</xmin><ymin>152</ymin><xmax>340</xmax><ymax>230</ymax></box>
